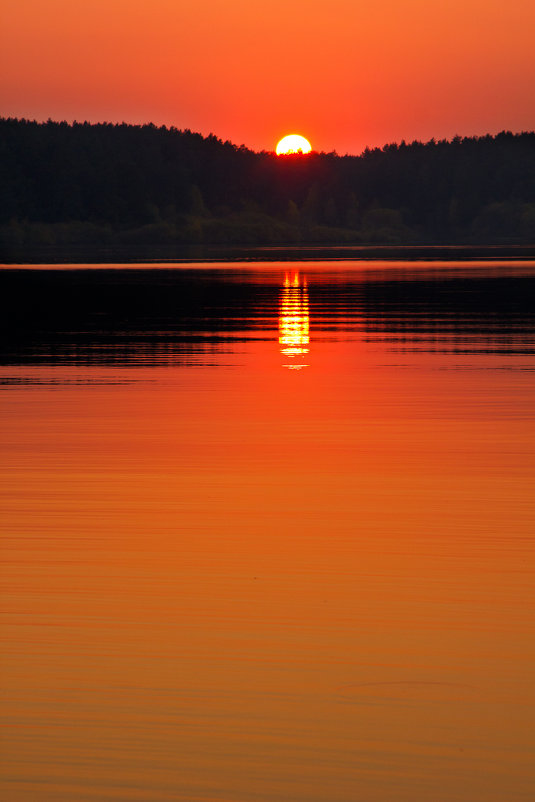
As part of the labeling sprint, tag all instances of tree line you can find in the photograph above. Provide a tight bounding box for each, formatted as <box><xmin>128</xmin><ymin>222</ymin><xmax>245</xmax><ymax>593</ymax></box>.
<box><xmin>1</xmin><ymin>117</ymin><xmax>534</xmax><ymax>253</ymax></box>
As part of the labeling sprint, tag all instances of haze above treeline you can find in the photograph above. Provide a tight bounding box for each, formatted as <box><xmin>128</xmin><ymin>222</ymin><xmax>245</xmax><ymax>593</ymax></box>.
<box><xmin>1</xmin><ymin>117</ymin><xmax>535</xmax><ymax>255</ymax></box>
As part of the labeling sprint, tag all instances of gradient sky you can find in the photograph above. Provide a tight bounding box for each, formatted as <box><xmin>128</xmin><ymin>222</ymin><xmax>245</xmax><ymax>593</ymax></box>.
<box><xmin>1</xmin><ymin>0</ymin><xmax>534</xmax><ymax>154</ymax></box>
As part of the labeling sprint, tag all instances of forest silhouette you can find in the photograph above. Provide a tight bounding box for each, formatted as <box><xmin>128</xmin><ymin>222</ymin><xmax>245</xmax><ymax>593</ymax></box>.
<box><xmin>1</xmin><ymin>117</ymin><xmax>535</xmax><ymax>256</ymax></box>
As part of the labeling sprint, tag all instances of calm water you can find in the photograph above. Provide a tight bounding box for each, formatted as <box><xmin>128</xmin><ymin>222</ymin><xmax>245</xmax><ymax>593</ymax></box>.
<box><xmin>1</xmin><ymin>261</ymin><xmax>534</xmax><ymax>801</ymax></box>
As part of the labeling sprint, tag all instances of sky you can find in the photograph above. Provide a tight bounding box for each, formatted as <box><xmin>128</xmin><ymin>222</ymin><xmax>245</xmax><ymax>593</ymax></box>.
<box><xmin>1</xmin><ymin>0</ymin><xmax>534</xmax><ymax>155</ymax></box>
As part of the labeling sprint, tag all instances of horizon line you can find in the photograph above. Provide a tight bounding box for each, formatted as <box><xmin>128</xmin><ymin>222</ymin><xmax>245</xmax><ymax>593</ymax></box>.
<box><xmin>1</xmin><ymin>115</ymin><xmax>534</xmax><ymax>159</ymax></box>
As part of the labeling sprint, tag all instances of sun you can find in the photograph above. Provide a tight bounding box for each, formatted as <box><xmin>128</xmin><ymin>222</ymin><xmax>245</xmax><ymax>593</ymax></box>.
<box><xmin>276</xmin><ymin>134</ymin><xmax>312</xmax><ymax>155</ymax></box>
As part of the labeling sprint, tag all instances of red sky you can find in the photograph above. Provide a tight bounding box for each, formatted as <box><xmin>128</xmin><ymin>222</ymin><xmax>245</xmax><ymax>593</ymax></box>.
<box><xmin>1</xmin><ymin>0</ymin><xmax>534</xmax><ymax>154</ymax></box>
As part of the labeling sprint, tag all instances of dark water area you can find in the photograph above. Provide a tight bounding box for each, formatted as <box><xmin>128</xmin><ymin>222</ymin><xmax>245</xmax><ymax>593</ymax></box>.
<box><xmin>2</xmin><ymin>260</ymin><xmax>535</xmax><ymax>370</ymax></box>
<box><xmin>1</xmin><ymin>261</ymin><xmax>534</xmax><ymax>801</ymax></box>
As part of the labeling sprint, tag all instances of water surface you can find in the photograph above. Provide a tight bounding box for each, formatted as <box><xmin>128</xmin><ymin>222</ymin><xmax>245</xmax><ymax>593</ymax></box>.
<box><xmin>1</xmin><ymin>261</ymin><xmax>534</xmax><ymax>801</ymax></box>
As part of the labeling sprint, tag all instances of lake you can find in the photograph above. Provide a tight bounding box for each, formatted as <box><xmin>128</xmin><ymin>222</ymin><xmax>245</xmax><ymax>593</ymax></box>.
<box><xmin>1</xmin><ymin>260</ymin><xmax>534</xmax><ymax>801</ymax></box>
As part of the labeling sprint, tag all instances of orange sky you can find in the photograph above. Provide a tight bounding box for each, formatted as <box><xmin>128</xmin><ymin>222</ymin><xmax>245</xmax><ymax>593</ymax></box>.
<box><xmin>1</xmin><ymin>0</ymin><xmax>534</xmax><ymax>154</ymax></box>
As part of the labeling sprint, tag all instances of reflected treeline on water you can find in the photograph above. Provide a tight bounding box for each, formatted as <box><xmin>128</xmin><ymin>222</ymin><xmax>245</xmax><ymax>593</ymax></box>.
<box><xmin>1</xmin><ymin>264</ymin><xmax>534</xmax><ymax>373</ymax></box>
<box><xmin>0</xmin><ymin>268</ymin><xmax>270</xmax><ymax>370</ymax></box>
<box><xmin>310</xmin><ymin>269</ymin><xmax>535</xmax><ymax>356</ymax></box>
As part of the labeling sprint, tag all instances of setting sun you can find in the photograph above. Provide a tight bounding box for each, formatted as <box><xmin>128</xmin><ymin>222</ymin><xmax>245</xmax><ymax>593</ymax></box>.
<box><xmin>276</xmin><ymin>134</ymin><xmax>312</xmax><ymax>155</ymax></box>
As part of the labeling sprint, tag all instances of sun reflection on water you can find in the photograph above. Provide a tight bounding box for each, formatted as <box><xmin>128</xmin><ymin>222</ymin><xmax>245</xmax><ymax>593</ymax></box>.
<box><xmin>279</xmin><ymin>273</ymin><xmax>309</xmax><ymax>369</ymax></box>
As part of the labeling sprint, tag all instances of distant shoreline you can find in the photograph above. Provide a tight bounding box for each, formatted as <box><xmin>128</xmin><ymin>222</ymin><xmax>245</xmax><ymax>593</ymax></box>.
<box><xmin>2</xmin><ymin>243</ymin><xmax>535</xmax><ymax>266</ymax></box>
<box><xmin>3</xmin><ymin>121</ymin><xmax>535</xmax><ymax>264</ymax></box>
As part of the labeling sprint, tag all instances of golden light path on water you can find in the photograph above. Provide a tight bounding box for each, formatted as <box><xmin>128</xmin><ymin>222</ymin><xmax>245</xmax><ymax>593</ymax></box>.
<box><xmin>279</xmin><ymin>272</ymin><xmax>309</xmax><ymax>369</ymax></box>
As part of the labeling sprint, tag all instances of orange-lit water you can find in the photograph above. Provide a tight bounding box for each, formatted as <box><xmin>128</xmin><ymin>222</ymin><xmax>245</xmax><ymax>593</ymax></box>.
<box><xmin>1</xmin><ymin>262</ymin><xmax>534</xmax><ymax>801</ymax></box>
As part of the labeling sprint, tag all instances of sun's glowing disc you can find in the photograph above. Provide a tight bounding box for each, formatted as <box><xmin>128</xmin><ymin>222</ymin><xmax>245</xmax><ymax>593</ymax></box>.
<box><xmin>276</xmin><ymin>134</ymin><xmax>312</xmax><ymax>155</ymax></box>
